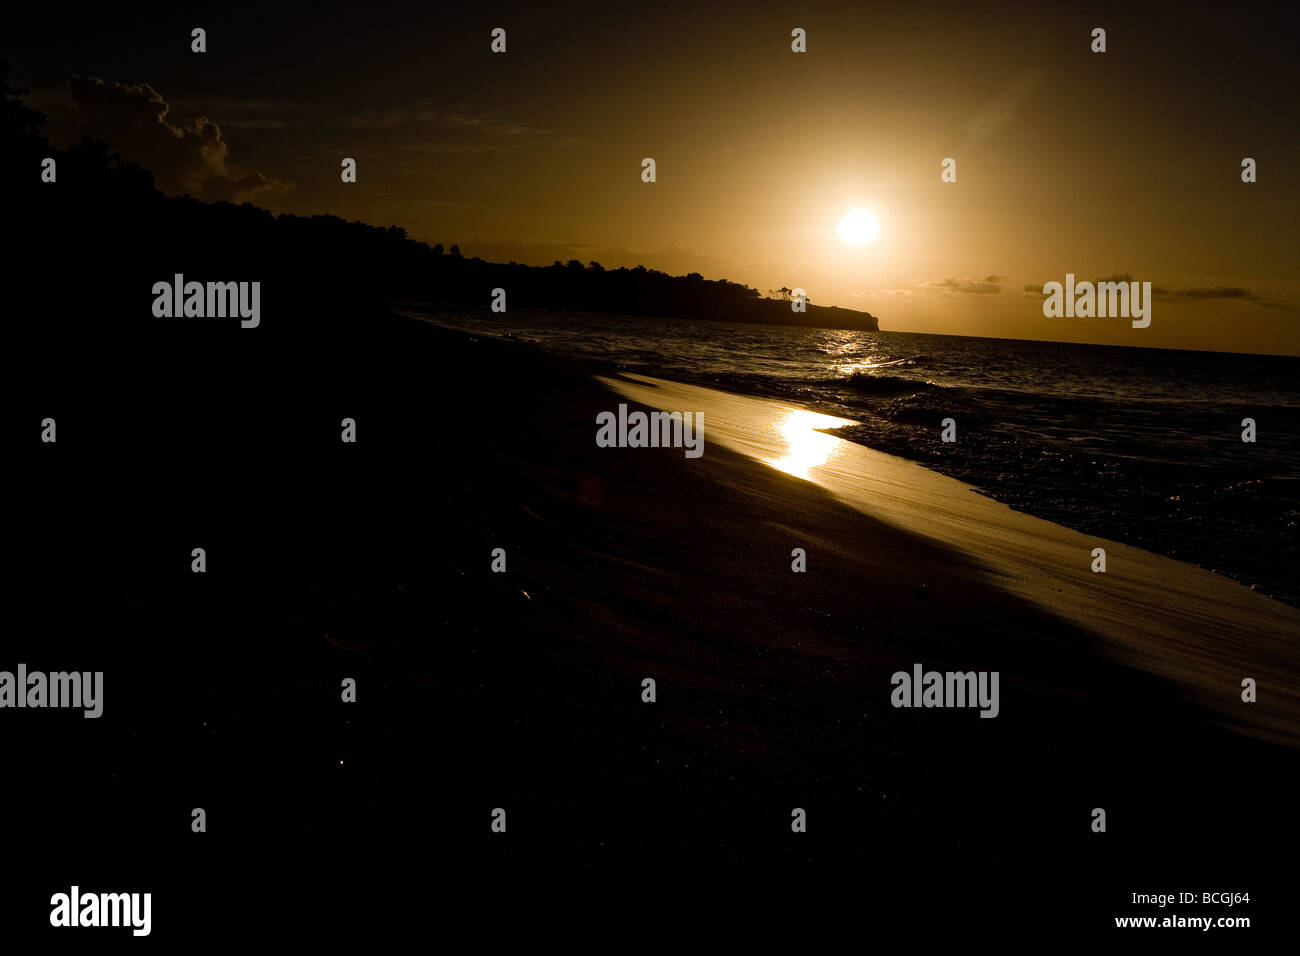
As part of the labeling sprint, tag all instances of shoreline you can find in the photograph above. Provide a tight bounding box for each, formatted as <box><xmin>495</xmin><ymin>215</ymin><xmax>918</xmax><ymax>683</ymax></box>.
<box><xmin>13</xmin><ymin>310</ymin><xmax>1296</xmax><ymax>927</ymax></box>
<box><xmin>409</xmin><ymin>311</ymin><xmax>1300</xmax><ymax>748</ymax></box>
<box><xmin>402</xmin><ymin>306</ymin><xmax>1299</xmax><ymax>607</ymax></box>
<box><xmin>599</xmin><ymin>370</ymin><xmax>1300</xmax><ymax>749</ymax></box>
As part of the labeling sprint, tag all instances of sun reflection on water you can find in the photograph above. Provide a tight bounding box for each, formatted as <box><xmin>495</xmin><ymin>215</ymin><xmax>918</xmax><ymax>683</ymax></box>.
<box><xmin>770</xmin><ymin>409</ymin><xmax>855</xmax><ymax>479</ymax></box>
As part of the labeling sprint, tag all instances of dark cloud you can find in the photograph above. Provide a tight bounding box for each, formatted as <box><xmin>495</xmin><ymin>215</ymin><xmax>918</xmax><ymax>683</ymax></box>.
<box><xmin>1163</xmin><ymin>286</ymin><xmax>1255</xmax><ymax>301</ymax></box>
<box><xmin>66</xmin><ymin>75</ymin><xmax>287</xmax><ymax>203</ymax></box>
<box><xmin>1157</xmin><ymin>285</ymin><xmax>1295</xmax><ymax>310</ymax></box>
<box><xmin>1024</xmin><ymin>275</ymin><xmax>1291</xmax><ymax>310</ymax></box>
<box><xmin>925</xmin><ymin>276</ymin><xmax>1002</xmax><ymax>294</ymax></box>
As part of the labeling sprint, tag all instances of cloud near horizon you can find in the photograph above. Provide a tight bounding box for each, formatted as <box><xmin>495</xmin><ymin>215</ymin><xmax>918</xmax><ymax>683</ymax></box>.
<box><xmin>66</xmin><ymin>75</ymin><xmax>288</xmax><ymax>204</ymax></box>
<box><xmin>924</xmin><ymin>275</ymin><xmax>1005</xmax><ymax>295</ymax></box>
<box><xmin>1022</xmin><ymin>275</ymin><xmax>1285</xmax><ymax>308</ymax></box>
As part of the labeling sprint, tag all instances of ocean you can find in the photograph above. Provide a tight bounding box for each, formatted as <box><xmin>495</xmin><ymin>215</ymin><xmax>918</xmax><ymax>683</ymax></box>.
<box><xmin>421</xmin><ymin>309</ymin><xmax>1300</xmax><ymax>607</ymax></box>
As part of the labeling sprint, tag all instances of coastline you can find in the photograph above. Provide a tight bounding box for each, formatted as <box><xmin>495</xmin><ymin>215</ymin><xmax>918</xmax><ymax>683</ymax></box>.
<box><xmin>599</xmin><ymin>371</ymin><xmax>1300</xmax><ymax>749</ymax></box>
<box><xmin>405</xmin><ymin>313</ymin><xmax>1300</xmax><ymax>752</ymax></box>
<box><xmin>13</xmin><ymin>309</ymin><xmax>1295</xmax><ymax>929</ymax></box>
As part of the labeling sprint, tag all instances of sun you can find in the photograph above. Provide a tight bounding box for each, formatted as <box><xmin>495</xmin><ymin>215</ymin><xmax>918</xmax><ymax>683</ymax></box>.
<box><xmin>836</xmin><ymin>208</ymin><xmax>880</xmax><ymax>246</ymax></box>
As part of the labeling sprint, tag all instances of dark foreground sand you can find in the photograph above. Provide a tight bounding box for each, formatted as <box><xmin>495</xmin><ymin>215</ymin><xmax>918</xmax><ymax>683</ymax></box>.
<box><xmin>13</xmin><ymin>312</ymin><xmax>1294</xmax><ymax>937</ymax></box>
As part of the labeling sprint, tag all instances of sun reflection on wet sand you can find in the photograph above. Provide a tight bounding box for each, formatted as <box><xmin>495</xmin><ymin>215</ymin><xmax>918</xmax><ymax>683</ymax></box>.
<box><xmin>769</xmin><ymin>409</ymin><xmax>856</xmax><ymax>479</ymax></box>
<box><xmin>593</xmin><ymin>373</ymin><xmax>1300</xmax><ymax>745</ymax></box>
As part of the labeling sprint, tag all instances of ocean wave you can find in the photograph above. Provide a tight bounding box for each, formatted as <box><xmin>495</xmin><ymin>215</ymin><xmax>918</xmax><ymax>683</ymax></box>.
<box><xmin>840</xmin><ymin>370</ymin><xmax>943</xmax><ymax>395</ymax></box>
<box><xmin>855</xmin><ymin>357</ymin><xmax>920</xmax><ymax>369</ymax></box>
<box><xmin>435</xmin><ymin>309</ymin><xmax>1300</xmax><ymax>606</ymax></box>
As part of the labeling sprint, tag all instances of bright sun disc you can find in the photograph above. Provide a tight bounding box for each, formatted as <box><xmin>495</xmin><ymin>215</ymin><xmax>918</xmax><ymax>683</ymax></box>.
<box><xmin>836</xmin><ymin>208</ymin><xmax>880</xmax><ymax>246</ymax></box>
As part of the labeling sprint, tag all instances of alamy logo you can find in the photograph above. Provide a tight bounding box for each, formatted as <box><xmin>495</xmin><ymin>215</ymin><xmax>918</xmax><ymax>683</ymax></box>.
<box><xmin>0</xmin><ymin>664</ymin><xmax>102</xmax><ymax>717</ymax></box>
<box><xmin>1042</xmin><ymin>273</ymin><xmax>1151</xmax><ymax>328</ymax></box>
<box><xmin>50</xmin><ymin>886</ymin><xmax>150</xmax><ymax>936</ymax></box>
<box><xmin>152</xmin><ymin>274</ymin><xmax>261</xmax><ymax>328</ymax></box>
<box><xmin>596</xmin><ymin>403</ymin><xmax>703</xmax><ymax>459</ymax></box>
<box><xmin>890</xmin><ymin>663</ymin><xmax>1000</xmax><ymax>718</ymax></box>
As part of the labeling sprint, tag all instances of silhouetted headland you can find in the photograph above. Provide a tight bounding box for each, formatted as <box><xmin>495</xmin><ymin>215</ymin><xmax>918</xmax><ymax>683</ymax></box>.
<box><xmin>3</xmin><ymin>62</ymin><xmax>876</xmax><ymax>338</ymax></box>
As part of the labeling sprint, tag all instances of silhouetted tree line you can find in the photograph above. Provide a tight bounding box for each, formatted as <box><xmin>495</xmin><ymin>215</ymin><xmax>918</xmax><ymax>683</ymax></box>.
<box><xmin>2</xmin><ymin>62</ymin><xmax>876</xmax><ymax>351</ymax></box>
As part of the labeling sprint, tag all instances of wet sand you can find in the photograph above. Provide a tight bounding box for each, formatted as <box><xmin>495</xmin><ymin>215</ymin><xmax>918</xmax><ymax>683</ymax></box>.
<box><xmin>599</xmin><ymin>372</ymin><xmax>1300</xmax><ymax>748</ymax></box>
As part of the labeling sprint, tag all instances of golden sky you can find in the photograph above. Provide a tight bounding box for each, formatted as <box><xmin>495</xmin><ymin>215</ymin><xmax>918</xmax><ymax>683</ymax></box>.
<box><xmin>13</xmin><ymin>0</ymin><xmax>1300</xmax><ymax>353</ymax></box>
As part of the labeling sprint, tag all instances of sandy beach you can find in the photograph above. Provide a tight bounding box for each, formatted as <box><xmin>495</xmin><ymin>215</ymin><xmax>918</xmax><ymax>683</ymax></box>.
<box><xmin>599</xmin><ymin>371</ymin><xmax>1300</xmax><ymax>749</ymax></box>
<box><xmin>384</xmin><ymin>318</ymin><xmax>1299</xmax><ymax>877</ymax></box>
<box><xmin>13</xmin><ymin>311</ymin><xmax>1295</xmax><ymax>931</ymax></box>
